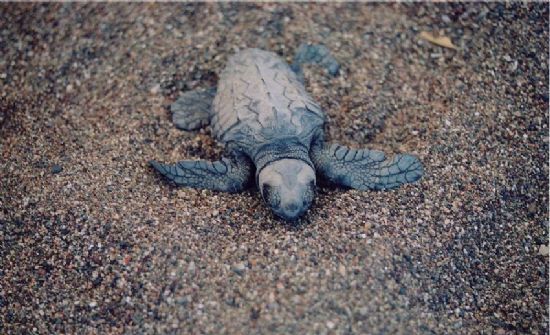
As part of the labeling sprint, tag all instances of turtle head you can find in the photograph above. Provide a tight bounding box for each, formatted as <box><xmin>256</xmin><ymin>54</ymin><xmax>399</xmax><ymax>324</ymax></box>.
<box><xmin>258</xmin><ymin>159</ymin><xmax>316</xmax><ymax>221</ymax></box>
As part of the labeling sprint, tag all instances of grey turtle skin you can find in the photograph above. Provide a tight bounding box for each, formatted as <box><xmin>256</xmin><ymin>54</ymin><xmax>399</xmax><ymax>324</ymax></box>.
<box><xmin>151</xmin><ymin>45</ymin><xmax>423</xmax><ymax>221</ymax></box>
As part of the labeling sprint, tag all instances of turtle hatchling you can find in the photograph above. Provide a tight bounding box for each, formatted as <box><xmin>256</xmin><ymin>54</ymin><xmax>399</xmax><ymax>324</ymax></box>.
<box><xmin>151</xmin><ymin>45</ymin><xmax>423</xmax><ymax>220</ymax></box>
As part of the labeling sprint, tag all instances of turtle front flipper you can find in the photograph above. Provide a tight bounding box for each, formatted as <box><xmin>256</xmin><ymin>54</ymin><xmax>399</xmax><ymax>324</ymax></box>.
<box><xmin>311</xmin><ymin>143</ymin><xmax>423</xmax><ymax>190</ymax></box>
<box><xmin>171</xmin><ymin>87</ymin><xmax>216</xmax><ymax>130</ymax></box>
<box><xmin>291</xmin><ymin>44</ymin><xmax>340</xmax><ymax>83</ymax></box>
<box><xmin>150</xmin><ymin>152</ymin><xmax>253</xmax><ymax>193</ymax></box>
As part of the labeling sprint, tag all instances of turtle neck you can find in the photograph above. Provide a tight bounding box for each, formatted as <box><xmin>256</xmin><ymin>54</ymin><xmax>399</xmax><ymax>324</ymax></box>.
<box><xmin>253</xmin><ymin>138</ymin><xmax>314</xmax><ymax>178</ymax></box>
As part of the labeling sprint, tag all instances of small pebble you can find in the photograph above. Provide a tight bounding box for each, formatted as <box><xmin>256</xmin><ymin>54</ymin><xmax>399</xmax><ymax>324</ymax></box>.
<box><xmin>232</xmin><ymin>262</ymin><xmax>247</xmax><ymax>275</ymax></box>
<box><xmin>338</xmin><ymin>264</ymin><xmax>346</xmax><ymax>276</ymax></box>
<box><xmin>51</xmin><ymin>165</ymin><xmax>63</xmax><ymax>174</ymax></box>
<box><xmin>187</xmin><ymin>261</ymin><xmax>196</xmax><ymax>274</ymax></box>
<box><xmin>150</xmin><ymin>84</ymin><xmax>161</xmax><ymax>94</ymax></box>
<box><xmin>538</xmin><ymin>245</ymin><xmax>549</xmax><ymax>256</ymax></box>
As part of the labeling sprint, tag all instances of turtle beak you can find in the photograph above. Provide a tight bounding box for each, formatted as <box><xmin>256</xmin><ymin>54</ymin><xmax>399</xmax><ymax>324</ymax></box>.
<box><xmin>272</xmin><ymin>198</ymin><xmax>311</xmax><ymax>221</ymax></box>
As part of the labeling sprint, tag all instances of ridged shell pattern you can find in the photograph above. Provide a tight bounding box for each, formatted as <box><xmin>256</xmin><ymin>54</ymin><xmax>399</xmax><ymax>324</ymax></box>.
<box><xmin>211</xmin><ymin>49</ymin><xmax>325</xmax><ymax>158</ymax></box>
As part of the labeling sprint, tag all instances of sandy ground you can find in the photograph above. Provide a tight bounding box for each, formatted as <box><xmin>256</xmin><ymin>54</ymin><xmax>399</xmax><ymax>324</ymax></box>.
<box><xmin>1</xmin><ymin>3</ymin><xmax>548</xmax><ymax>334</ymax></box>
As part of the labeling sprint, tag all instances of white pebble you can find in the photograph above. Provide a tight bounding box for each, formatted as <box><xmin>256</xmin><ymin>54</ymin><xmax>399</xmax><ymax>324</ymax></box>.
<box><xmin>538</xmin><ymin>244</ymin><xmax>549</xmax><ymax>256</ymax></box>
<box><xmin>150</xmin><ymin>84</ymin><xmax>161</xmax><ymax>94</ymax></box>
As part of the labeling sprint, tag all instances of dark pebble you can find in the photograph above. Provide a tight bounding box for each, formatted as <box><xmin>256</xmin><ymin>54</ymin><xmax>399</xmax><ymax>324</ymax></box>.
<box><xmin>51</xmin><ymin>164</ymin><xmax>63</xmax><ymax>174</ymax></box>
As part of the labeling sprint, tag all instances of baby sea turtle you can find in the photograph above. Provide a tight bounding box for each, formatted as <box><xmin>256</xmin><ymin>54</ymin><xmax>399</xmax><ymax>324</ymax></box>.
<box><xmin>151</xmin><ymin>45</ymin><xmax>423</xmax><ymax>220</ymax></box>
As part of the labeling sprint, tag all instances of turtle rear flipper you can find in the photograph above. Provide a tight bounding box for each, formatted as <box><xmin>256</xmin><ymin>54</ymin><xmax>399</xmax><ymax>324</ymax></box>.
<box><xmin>150</xmin><ymin>151</ymin><xmax>253</xmax><ymax>193</ymax></box>
<box><xmin>291</xmin><ymin>44</ymin><xmax>340</xmax><ymax>83</ymax></box>
<box><xmin>311</xmin><ymin>143</ymin><xmax>423</xmax><ymax>190</ymax></box>
<box><xmin>171</xmin><ymin>87</ymin><xmax>216</xmax><ymax>130</ymax></box>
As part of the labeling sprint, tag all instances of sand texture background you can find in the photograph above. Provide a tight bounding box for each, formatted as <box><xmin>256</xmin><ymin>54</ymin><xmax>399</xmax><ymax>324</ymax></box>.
<box><xmin>1</xmin><ymin>3</ymin><xmax>548</xmax><ymax>334</ymax></box>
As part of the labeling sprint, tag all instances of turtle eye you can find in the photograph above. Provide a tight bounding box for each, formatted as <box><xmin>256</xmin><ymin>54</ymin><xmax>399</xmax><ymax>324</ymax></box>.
<box><xmin>262</xmin><ymin>184</ymin><xmax>281</xmax><ymax>208</ymax></box>
<box><xmin>262</xmin><ymin>184</ymin><xmax>271</xmax><ymax>200</ymax></box>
